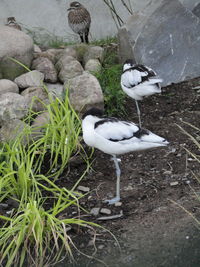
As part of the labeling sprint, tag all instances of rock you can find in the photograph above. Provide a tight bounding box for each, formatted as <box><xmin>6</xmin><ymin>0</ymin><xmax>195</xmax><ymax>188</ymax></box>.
<box><xmin>114</xmin><ymin>202</ymin><xmax>122</xmax><ymax>207</ymax></box>
<box><xmin>170</xmin><ymin>181</ymin><xmax>179</xmax><ymax>186</ymax></box>
<box><xmin>100</xmin><ymin>208</ymin><xmax>111</xmax><ymax>215</ymax></box>
<box><xmin>85</xmin><ymin>59</ymin><xmax>101</xmax><ymax>73</ymax></box>
<box><xmin>21</xmin><ymin>86</ymin><xmax>48</xmax><ymax>112</ymax></box>
<box><xmin>33</xmin><ymin>44</ymin><xmax>42</xmax><ymax>53</ymax></box>
<box><xmin>118</xmin><ymin>0</ymin><xmax>200</xmax><ymax>86</ymax></box>
<box><xmin>56</xmin><ymin>56</ymin><xmax>83</xmax><ymax>83</ymax></box>
<box><xmin>31</xmin><ymin>57</ymin><xmax>57</xmax><ymax>83</ymax></box>
<box><xmin>14</xmin><ymin>70</ymin><xmax>44</xmax><ymax>89</ymax></box>
<box><xmin>74</xmin><ymin>43</ymin><xmax>88</xmax><ymax>62</ymax></box>
<box><xmin>90</xmin><ymin>207</ymin><xmax>100</xmax><ymax>216</ymax></box>
<box><xmin>67</xmin><ymin>72</ymin><xmax>104</xmax><ymax>113</ymax></box>
<box><xmin>0</xmin><ymin>26</ymin><xmax>34</xmax><ymax>80</ymax></box>
<box><xmin>192</xmin><ymin>3</ymin><xmax>200</xmax><ymax>18</ymax></box>
<box><xmin>83</xmin><ymin>46</ymin><xmax>104</xmax><ymax>65</ymax></box>
<box><xmin>0</xmin><ymin>93</ymin><xmax>28</xmax><ymax>123</ymax></box>
<box><xmin>31</xmin><ymin>112</ymin><xmax>50</xmax><ymax>139</ymax></box>
<box><xmin>77</xmin><ymin>185</ymin><xmax>90</xmax><ymax>192</ymax></box>
<box><xmin>60</xmin><ymin>46</ymin><xmax>78</xmax><ymax>60</ymax></box>
<box><xmin>0</xmin><ymin>79</ymin><xmax>19</xmax><ymax>95</ymax></box>
<box><xmin>45</xmin><ymin>82</ymin><xmax>64</xmax><ymax>99</ymax></box>
<box><xmin>35</xmin><ymin>48</ymin><xmax>63</xmax><ymax>64</ymax></box>
<box><xmin>0</xmin><ymin>119</ymin><xmax>30</xmax><ymax>143</ymax></box>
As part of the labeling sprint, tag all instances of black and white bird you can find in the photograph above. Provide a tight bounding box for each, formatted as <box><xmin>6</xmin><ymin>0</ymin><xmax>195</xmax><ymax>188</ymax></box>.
<box><xmin>121</xmin><ymin>59</ymin><xmax>163</xmax><ymax>127</ymax></box>
<box><xmin>67</xmin><ymin>1</ymin><xmax>91</xmax><ymax>43</ymax></box>
<box><xmin>82</xmin><ymin>108</ymin><xmax>169</xmax><ymax>204</ymax></box>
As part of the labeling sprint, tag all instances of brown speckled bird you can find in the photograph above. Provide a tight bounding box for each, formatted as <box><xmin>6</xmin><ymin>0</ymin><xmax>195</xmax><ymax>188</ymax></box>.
<box><xmin>5</xmin><ymin>17</ymin><xmax>22</xmax><ymax>31</ymax></box>
<box><xmin>67</xmin><ymin>1</ymin><xmax>91</xmax><ymax>43</ymax></box>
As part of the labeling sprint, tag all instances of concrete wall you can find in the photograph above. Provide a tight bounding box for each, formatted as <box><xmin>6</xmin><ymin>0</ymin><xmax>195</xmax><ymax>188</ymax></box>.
<box><xmin>0</xmin><ymin>0</ymin><xmax>199</xmax><ymax>43</ymax></box>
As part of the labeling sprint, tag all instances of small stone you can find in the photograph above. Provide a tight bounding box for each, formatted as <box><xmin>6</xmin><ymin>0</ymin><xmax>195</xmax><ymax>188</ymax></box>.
<box><xmin>98</xmin><ymin>245</ymin><xmax>104</xmax><ymax>250</ymax></box>
<box><xmin>90</xmin><ymin>207</ymin><xmax>100</xmax><ymax>216</ymax></box>
<box><xmin>185</xmin><ymin>180</ymin><xmax>191</xmax><ymax>184</ymax></box>
<box><xmin>192</xmin><ymin>85</ymin><xmax>200</xmax><ymax>90</ymax></box>
<box><xmin>124</xmin><ymin>185</ymin><xmax>134</xmax><ymax>191</ymax></box>
<box><xmin>163</xmin><ymin>170</ymin><xmax>172</xmax><ymax>175</ymax></box>
<box><xmin>77</xmin><ymin>185</ymin><xmax>90</xmax><ymax>192</ymax></box>
<box><xmin>114</xmin><ymin>202</ymin><xmax>122</xmax><ymax>207</ymax></box>
<box><xmin>100</xmin><ymin>208</ymin><xmax>111</xmax><ymax>215</ymax></box>
<box><xmin>170</xmin><ymin>181</ymin><xmax>179</xmax><ymax>186</ymax></box>
<box><xmin>33</xmin><ymin>44</ymin><xmax>42</xmax><ymax>53</ymax></box>
<box><xmin>187</xmin><ymin>158</ymin><xmax>194</xmax><ymax>161</ymax></box>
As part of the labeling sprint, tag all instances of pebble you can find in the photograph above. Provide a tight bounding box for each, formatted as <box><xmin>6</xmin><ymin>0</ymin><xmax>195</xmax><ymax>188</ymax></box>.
<box><xmin>114</xmin><ymin>202</ymin><xmax>122</xmax><ymax>207</ymax></box>
<box><xmin>77</xmin><ymin>185</ymin><xmax>90</xmax><ymax>192</ymax></box>
<box><xmin>163</xmin><ymin>170</ymin><xmax>172</xmax><ymax>175</ymax></box>
<box><xmin>170</xmin><ymin>181</ymin><xmax>179</xmax><ymax>186</ymax></box>
<box><xmin>100</xmin><ymin>208</ymin><xmax>111</xmax><ymax>215</ymax></box>
<box><xmin>90</xmin><ymin>207</ymin><xmax>100</xmax><ymax>216</ymax></box>
<box><xmin>98</xmin><ymin>244</ymin><xmax>105</xmax><ymax>250</ymax></box>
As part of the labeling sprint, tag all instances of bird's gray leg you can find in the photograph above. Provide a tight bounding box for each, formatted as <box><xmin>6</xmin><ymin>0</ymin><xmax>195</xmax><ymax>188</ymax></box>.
<box><xmin>104</xmin><ymin>155</ymin><xmax>121</xmax><ymax>204</ymax></box>
<box><xmin>135</xmin><ymin>100</ymin><xmax>142</xmax><ymax>127</ymax></box>
<box><xmin>85</xmin><ymin>28</ymin><xmax>89</xmax><ymax>43</ymax></box>
<box><xmin>79</xmin><ymin>33</ymin><xmax>84</xmax><ymax>43</ymax></box>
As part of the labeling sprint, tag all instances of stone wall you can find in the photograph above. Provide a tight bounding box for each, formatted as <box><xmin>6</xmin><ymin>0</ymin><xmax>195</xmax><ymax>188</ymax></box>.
<box><xmin>0</xmin><ymin>0</ymin><xmax>198</xmax><ymax>43</ymax></box>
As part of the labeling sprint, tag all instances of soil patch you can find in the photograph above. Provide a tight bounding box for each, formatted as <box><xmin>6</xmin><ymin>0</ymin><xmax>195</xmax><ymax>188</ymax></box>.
<box><xmin>57</xmin><ymin>77</ymin><xmax>200</xmax><ymax>266</ymax></box>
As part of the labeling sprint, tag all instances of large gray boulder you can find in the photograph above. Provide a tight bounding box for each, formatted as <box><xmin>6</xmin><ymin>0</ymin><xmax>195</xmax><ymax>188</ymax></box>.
<box><xmin>56</xmin><ymin>55</ymin><xmax>83</xmax><ymax>83</ymax></box>
<box><xmin>0</xmin><ymin>26</ymin><xmax>34</xmax><ymax>80</ymax></box>
<box><xmin>0</xmin><ymin>93</ymin><xmax>28</xmax><ymax>124</ymax></box>
<box><xmin>21</xmin><ymin>86</ymin><xmax>49</xmax><ymax>112</ymax></box>
<box><xmin>66</xmin><ymin>72</ymin><xmax>104</xmax><ymax>113</ymax></box>
<box><xmin>0</xmin><ymin>79</ymin><xmax>19</xmax><ymax>95</ymax></box>
<box><xmin>0</xmin><ymin>119</ymin><xmax>30</xmax><ymax>143</ymax></box>
<box><xmin>31</xmin><ymin>57</ymin><xmax>57</xmax><ymax>83</ymax></box>
<box><xmin>14</xmin><ymin>70</ymin><xmax>44</xmax><ymax>89</ymax></box>
<box><xmin>192</xmin><ymin>3</ymin><xmax>200</xmax><ymax>18</ymax></box>
<box><xmin>118</xmin><ymin>0</ymin><xmax>200</xmax><ymax>86</ymax></box>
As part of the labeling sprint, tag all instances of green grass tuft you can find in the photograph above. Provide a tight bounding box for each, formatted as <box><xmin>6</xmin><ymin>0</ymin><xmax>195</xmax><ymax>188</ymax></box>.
<box><xmin>95</xmin><ymin>63</ymin><xmax>126</xmax><ymax>116</ymax></box>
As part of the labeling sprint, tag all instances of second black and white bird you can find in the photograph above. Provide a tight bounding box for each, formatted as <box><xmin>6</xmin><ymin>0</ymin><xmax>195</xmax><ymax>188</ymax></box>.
<box><xmin>82</xmin><ymin>108</ymin><xmax>169</xmax><ymax>204</ymax></box>
<box><xmin>121</xmin><ymin>59</ymin><xmax>162</xmax><ymax>127</ymax></box>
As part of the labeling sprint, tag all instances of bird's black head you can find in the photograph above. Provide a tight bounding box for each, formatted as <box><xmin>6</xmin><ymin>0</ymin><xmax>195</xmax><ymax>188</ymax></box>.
<box><xmin>124</xmin><ymin>59</ymin><xmax>135</xmax><ymax>66</ymax></box>
<box><xmin>69</xmin><ymin>1</ymin><xmax>81</xmax><ymax>9</ymax></box>
<box><xmin>82</xmin><ymin>108</ymin><xmax>104</xmax><ymax>120</ymax></box>
<box><xmin>7</xmin><ymin>17</ymin><xmax>16</xmax><ymax>22</ymax></box>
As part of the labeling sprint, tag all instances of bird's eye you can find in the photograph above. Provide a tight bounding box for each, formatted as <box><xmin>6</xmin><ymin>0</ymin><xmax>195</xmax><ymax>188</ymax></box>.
<box><xmin>75</xmin><ymin>3</ymin><xmax>80</xmax><ymax>7</ymax></box>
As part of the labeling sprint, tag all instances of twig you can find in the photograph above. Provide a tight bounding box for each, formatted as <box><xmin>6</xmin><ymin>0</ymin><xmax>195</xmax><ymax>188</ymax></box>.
<box><xmin>121</xmin><ymin>0</ymin><xmax>133</xmax><ymax>15</ymax></box>
<box><xmin>102</xmin><ymin>0</ymin><xmax>124</xmax><ymax>26</ymax></box>
<box><xmin>110</xmin><ymin>0</ymin><xmax>123</xmax><ymax>27</ymax></box>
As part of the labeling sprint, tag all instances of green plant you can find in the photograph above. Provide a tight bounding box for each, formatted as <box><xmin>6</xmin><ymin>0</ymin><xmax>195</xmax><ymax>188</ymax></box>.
<box><xmin>95</xmin><ymin>63</ymin><xmax>126</xmax><ymax>116</ymax></box>
<box><xmin>91</xmin><ymin>36</ymin><xmax>118</xmax><ymax>46</ymax></box>
<box><xmin>24</xmin><ymin>27</ymin><xmax>75</xmax><ymax>48</ymax></box>
<box><xmin>0</xmin><ymin>57</ymin><xmax>117</xmax><ymax>267</ymax></box>
<box><xmin>0</xmin><ymin>192</ymin><xmax>102</xmax><ymax>267</ymax></box>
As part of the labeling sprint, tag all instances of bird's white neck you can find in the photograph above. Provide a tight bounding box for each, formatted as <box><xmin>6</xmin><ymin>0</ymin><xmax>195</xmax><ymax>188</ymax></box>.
<box><xmin>82</xmin><ymin>116</ymin><xmax>99</xmax><ymax>147</ymax></box>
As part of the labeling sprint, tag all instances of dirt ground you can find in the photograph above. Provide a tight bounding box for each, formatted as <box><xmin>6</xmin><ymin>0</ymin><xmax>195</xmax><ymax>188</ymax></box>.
<box><xmin>1</xmin><ymin>77</ymin><xmax>200</xmax><ymax>267</ymax></box>
<box><xmin>57</xmin><ymin>77</ymin><xmax>200</xmax><ymax>267</ymax></box>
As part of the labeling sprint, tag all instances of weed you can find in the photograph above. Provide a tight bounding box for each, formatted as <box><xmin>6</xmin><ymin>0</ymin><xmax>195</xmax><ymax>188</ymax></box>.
<box><xmin>174</xmin><ymin>122</ymin><xmax>200</xmax><ymax>226</ymax></box>
<box><xmin>95</xmin><ymin>63</ymin><xmax>126</xmax><ymax>116</ymax></box>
